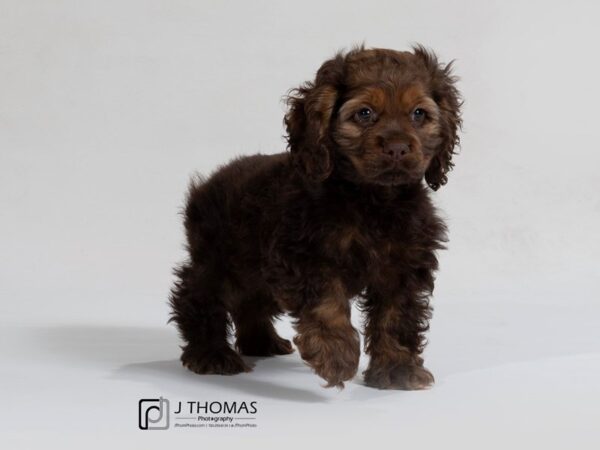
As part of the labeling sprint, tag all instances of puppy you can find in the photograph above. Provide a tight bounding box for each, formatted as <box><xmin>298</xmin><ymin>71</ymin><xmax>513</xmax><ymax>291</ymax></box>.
<box><xmin>169</xmin><ymin>45</ymin><xmax>461</xmax><ymax>389</ymax></box>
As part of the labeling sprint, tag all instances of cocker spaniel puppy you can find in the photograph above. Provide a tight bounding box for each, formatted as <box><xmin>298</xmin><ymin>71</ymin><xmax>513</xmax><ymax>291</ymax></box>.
<box><xmin>170</xmin><ymin>45</ymin><xmax>462</xmax><ymax>389</ymax></box>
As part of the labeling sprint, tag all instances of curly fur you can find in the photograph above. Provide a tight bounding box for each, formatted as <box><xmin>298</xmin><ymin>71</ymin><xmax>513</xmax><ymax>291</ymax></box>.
<box><xmin>169</xmin><ymin>45</ymin><xmax>462</xmax><ymax>389</ymax></box>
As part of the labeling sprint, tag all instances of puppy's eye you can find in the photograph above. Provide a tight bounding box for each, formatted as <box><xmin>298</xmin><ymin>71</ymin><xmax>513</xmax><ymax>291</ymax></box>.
<box><xmin>411</xmin><ymin>108</ymin><xmax>427</xmax><ymax>125</ymax></box>
<box><xmin>355</xmin><ymin>107</ymin><xmax>375</xmax><ymax>123</ymax></box>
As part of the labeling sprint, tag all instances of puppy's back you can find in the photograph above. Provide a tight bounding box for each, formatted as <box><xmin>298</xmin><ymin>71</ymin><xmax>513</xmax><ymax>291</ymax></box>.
<box><xmin>183</xmin><ymin>152</ymin><xmax>289</xmax><ymax>263</ymax></box>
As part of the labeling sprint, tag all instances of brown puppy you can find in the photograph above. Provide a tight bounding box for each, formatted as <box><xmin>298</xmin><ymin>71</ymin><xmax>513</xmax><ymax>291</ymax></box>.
<box><xmin>169</xmin><ymin>45</ymin><xmax>462</xmax><ymax>389</ymax></box>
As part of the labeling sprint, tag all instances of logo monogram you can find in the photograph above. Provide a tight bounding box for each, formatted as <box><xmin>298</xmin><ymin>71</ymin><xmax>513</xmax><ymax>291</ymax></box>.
<box><xmin>138</xmin><ymin>397</ymin><xmax>170</xmax><ymax>430</ymax></box>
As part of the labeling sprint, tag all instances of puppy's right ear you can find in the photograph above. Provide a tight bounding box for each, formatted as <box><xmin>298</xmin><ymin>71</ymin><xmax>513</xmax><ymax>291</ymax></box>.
<box><xmin>284</xmin><ymin>54</ymin><xmax>345</xmax><ymax>182</ymax></box>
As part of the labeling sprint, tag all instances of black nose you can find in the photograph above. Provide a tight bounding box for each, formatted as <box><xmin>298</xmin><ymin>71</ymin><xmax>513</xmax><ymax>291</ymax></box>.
<box><xmin>383</xmin><ymin>142</ymin><xmax>411</xmax><ymax>160</ymax></box>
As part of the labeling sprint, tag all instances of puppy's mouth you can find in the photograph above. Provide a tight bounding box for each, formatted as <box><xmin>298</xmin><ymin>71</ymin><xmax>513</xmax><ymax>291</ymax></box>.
<box><xmin>374</xmin><ymin>169</ymin><xmax>422</xmax><ymax>185</ymax></box>
<box><xmin>338</xmin><ymin>152</ymin><xmax>425</xmax><ymax>186</ymax></box>
<box><xmin>372</xmin><ymin>159</ymin><xmax>424</xmax><ymax>185</ymax></box>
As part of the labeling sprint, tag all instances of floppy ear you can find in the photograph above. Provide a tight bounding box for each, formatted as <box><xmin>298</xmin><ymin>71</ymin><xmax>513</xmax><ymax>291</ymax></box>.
<box><xmin>413</xmin><ymin>45</ymin><xmax>463</xmax><ymax>191</ymax></box>
<box><xmin>284</xmin><ymin>54</ymin><xmax>345</xmax><ymax>182</ymax></box>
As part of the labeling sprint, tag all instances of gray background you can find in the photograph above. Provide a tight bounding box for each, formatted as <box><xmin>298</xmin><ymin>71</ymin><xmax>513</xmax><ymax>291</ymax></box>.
<box><xmin>1</xmin><ymin>1</ymin><xmax>599</xmax><ymax>449</ymax></box>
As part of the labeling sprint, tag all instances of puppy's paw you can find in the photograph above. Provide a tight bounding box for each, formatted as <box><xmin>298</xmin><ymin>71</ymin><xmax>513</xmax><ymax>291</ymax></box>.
<box><xmin>364</xmin><ymin>363</ymin><xmax>434</xmax><ymax>390</ymax></box>
<box><xmin>236</xmin><ymin>333</ymin><xmax>294</xmax><ymax>357</ymax></box>
<box><xmin>181</xmin><ymin>346</ymin><xmax>253</xmax><ymax>375</ymax></box>
<box><xmin>294</xmin><ymin>328</ymin><xmax>360</xmax><ymax>388</ymax></box>
<box><xmin>270</xmin><ymin>335</ymin><xmax>294</xmax><ymax>355</ymax></box>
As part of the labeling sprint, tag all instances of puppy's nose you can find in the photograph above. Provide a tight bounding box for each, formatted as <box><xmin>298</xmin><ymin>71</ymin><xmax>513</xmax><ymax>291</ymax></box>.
<box><xmin>383</xmin><ymin>142</ymin><xmax>411</xmax><ymax>160</ymax></box>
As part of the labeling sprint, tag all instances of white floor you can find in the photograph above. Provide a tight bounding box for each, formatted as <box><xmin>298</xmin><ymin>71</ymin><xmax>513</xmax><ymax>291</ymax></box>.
<box><xmin>3</xmin><ymin>290</ymin><xmax>599</xmax><ymax>450</ymax></box>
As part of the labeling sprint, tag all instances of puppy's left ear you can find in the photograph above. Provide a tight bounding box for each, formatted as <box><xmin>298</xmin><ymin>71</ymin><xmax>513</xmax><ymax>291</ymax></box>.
<box><xmin>413</xmin><ymin>45</ymin><xmax>463</xmax><ymax>190</ymax></box>
<box><xmin>284</xmin><ymin>53</ymin><xmax>345</xmax><ymax>183</ymax></box>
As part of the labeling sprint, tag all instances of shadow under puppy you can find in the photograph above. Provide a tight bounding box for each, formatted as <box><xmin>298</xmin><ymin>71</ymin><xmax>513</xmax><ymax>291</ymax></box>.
<box><xmin>170</xmin><ymin>45</ymin><xmax>462</xmax><ymax>389</ymax></box>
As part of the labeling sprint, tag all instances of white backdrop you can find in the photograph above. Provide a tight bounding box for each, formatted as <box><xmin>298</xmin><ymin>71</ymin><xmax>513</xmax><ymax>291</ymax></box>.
<box><xmin>1</xmin><ymin>1</ymin><xmax>599</xmax><ymax>449</ymax></box>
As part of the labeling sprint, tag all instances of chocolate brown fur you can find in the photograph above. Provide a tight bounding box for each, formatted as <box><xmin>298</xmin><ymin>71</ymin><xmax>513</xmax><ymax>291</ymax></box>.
<box><xmin>169</xmin><ymin>45</ymin><xmax>462</xmax><ymax>389</ymax></box>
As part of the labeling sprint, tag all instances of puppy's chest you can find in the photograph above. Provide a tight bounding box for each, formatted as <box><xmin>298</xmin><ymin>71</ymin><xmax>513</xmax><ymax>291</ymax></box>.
<box><xmin>323</xmin><ymin>214</ymin><xmax>411</xmax><ymax>269</ymax></box>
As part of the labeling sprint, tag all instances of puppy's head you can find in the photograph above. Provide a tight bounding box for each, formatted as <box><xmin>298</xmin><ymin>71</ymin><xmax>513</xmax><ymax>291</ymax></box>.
<box><xmin>285</xmin><ymin>46</ymin><xmax>462</xmax><ymax>190</ymax></box>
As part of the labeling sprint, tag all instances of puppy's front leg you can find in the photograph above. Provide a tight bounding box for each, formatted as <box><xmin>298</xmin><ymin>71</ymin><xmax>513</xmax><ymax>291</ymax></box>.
<box><xmin>292</xmin><ymin>280</ymin><xmax>360</xmax><ymax>388</ymax></box>
<box><xmin>362</xmin><ymin>272</ymin><xmax>435</xmax><ymax>390</ymax></box>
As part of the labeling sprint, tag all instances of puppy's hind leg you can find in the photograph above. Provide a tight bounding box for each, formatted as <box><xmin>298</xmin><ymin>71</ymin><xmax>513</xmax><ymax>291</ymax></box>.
<box><xmin>231</xmin><ymin>290</ymin><xmax>294</xmax><ymax>357</ymax></box>
<box><xmin>169</xmin><ymin>263</ymin><xmax>251</xmax><ymax>375</ymax></box>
